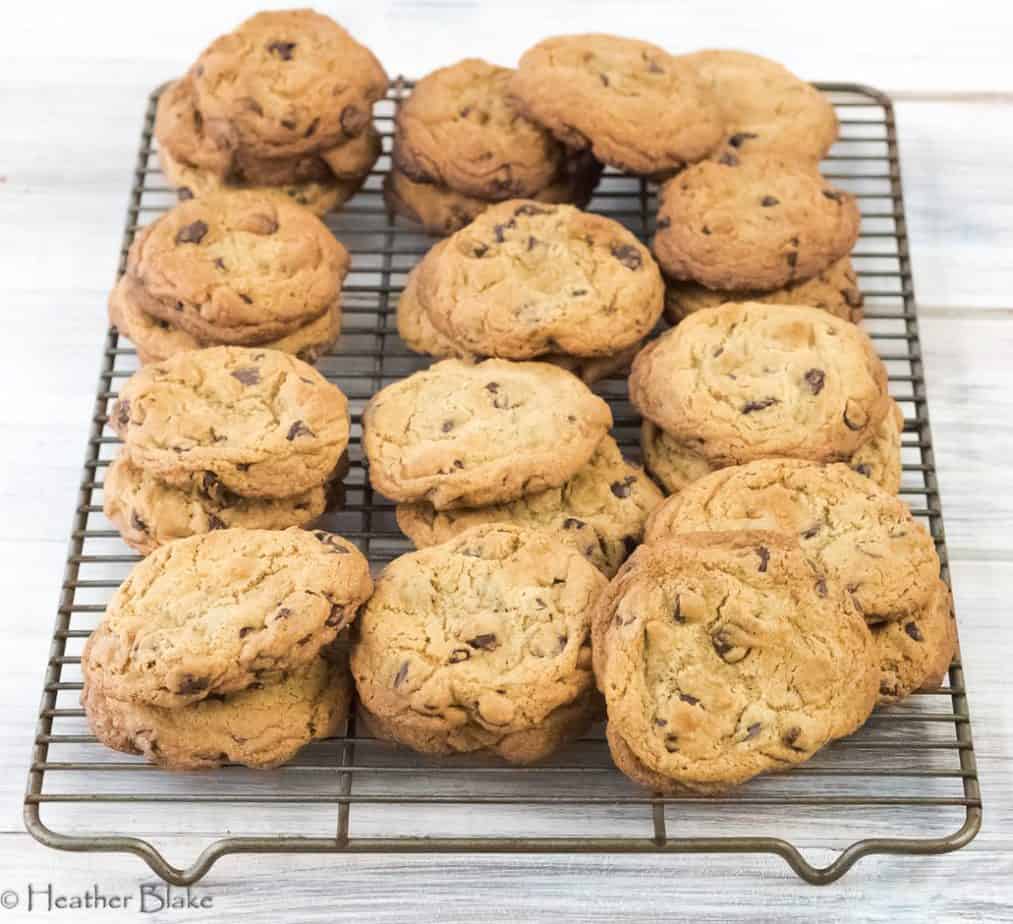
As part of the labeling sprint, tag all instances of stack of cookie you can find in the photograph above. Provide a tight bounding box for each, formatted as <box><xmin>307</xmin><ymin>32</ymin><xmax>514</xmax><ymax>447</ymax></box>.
<box><xmin>629</xmin><ymin>301</ymin><xmax>903</xmax><ymax>495</ymax></box>
<box><xmin>363</xmin><ymin>358</ymin><xmax>663</xmax><ymax>578</ymax></box>
<box><xmin>643</xmin><ymin>460</ymin><xmax>954</xmax><ymax>706</ymax></box>
<box><xmin>110</xmin><ymin>191</ymin><xmax>349</xmax><ymax>365</ymax></box>
<box><xmin>396</xmin><ymin>200</ymin><xmax>664</xmax><ymax>383</ymax></box>
<box><xmin>81</xmin><ymin>528</ymin><xmax>373</xmax><ymax>769</ymax></box>
<box><xmin>104</xmin><ymin>347</ymin><xmax>351</xmax><ymax>554</ymax></box>
<box><xmin>155</xmin><ymin>10</ymin><xmax>388</xmax><ymax>216</ymax></box>
<box><xmin>386</xmin><ymin>59</ymin><xmax>603</xmax><ymax>235</ymax></box>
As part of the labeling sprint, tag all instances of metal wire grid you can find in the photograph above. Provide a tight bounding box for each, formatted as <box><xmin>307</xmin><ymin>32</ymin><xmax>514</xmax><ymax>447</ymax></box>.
<box><xmin>24</xmin><ymin>80</ymin><xmax>980</xmax><ymax>887</ymax></box>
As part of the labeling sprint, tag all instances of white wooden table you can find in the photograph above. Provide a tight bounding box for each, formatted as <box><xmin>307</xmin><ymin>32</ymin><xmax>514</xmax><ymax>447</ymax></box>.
<box><xmin>2</xmin><ymin>1</ymin><xmax>1012</xmax><ymax>919</ymax></box>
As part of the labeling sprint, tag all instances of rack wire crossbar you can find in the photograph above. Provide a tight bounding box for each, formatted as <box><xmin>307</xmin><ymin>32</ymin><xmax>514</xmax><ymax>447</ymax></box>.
<box><xmin>24</xmin><ymin>80</ymin><xmax>980</xmax><ymax>886</ymax></box>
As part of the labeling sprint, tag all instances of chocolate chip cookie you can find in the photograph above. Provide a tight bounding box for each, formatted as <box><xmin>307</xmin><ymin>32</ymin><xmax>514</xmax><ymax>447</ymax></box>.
<box><xmin>643</xmin><ymin>459</ymin><xmax>940</xmax><ymax>623</ymax></box>
<box><xmin>111</xmin><ymin>346</ymin><xmax>350</xmax><ymax>498</ymax></box>
<box><xmin>82</xmin><ymin>647</ymin><xmax>353</xmax><ymax>769</ymax></box>
<box><xmin>641</xmin><ymin>399</ymin><xmax>904</xmax><ymax>496</ymax></box>
<box><xmin>511</xmin><ymin>34</ymin><xmax>723</xmax><ymax>174</ymax></box>
<box><xmin>396</xmin><ymin>436</ymin><xmax>664</xmax><ymax>577</ymax></box>
<box><xmin>653</xmin><ymin>156</ymin><xmax>860</xmax><ymax>290</ymax></box>
<box><xmin>629</xmin><ymin>302</ymin><xmax>891</xmax><ymax>466</ymax></box>
<box><xmin>682</xmin><ymin>50</ymin><xmax>838</xmax><ymax>162</ymax></box>
<box><xmin>417</xmin><ymin>201</ymin><xmax>664</xmax><ymax>359</ymax></box>
<box><xmin>351</xmin><ymin>524</ymin><xmax>607</xmax><ymax>763</ymax></box>
<box><xmin>396</xmin><ymin>248</ymin><xmax>641</xmax><ymax>383</ymax></box>
<box><xmin>664</xmin><ymin>256</ymin><xmax>864</xmax><ymax>325</ymax></box>
<box><xmin>875</xmin><ymin>580</ymin><xmax>957</xmax><ymax>705</ymax></box>
<box><xmin>103</xmin><ymin>453</ymin><xmax>338</xmax><ymax>555</ymax></box>
<box><xmin>191</xmin><ymin>10</ymin><xmax>389</xmax><ymax>160</ymax></box>
<box><xmin>394</xmin><ymin>58</ymin><xmax>564</xmax><ymax>199</ymax></box>
<box><xmin>592</xmin><ymin>531</ymin><xmax>878</xmax><ymax>793</ymax></box>
<box><xmin>362</xmin><ymin>358</ymin><xmax>612</xmax><ymax>509</ymax></box>
<box><xmin>126</xmin><ymin>192</ymin><xmax>348</xmax><ymax>345</ymax></box>
<box><xmin>109</xmin><ymin>272</ymin><xmax>342</xmax><ymax>365</ymax></box>
<box><xmin>383</xmin><ymin>151</ymin><xmax>603</xmax><ymax>237</ymax></box>
<box><xmin>81</xmin><ymin>528</ymin><xmax>372</xmax><ymax>708</ymax></box>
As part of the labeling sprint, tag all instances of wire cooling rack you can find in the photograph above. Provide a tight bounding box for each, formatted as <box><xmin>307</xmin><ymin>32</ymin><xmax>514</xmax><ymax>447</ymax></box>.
<box><xmin>24</xmin><ymin>81</ymin><xmax>981</xmax><ymax>886</ymax></box>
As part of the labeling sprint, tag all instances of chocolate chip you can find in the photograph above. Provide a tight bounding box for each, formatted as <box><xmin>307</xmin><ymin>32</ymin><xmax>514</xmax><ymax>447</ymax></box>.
<box><xmin>527</xmin><ymin>236</ymin><xmax>538</xmax><ymax>251</ymax></box>
<box><xmin>304</xmin><ymin>117</ymin><xmax>319</xmax><ymax>138</ymax></box>
<box><xmin>393</xmin><ymin>662</ymin><xmax>409</xmax><ymax>687</ymax></box>
<box><xmin>175</xmin><ymin>220</ymin><xmax>208</xmax><ymax>245</ymax></box>
<box><xmin>853</xmin><ymin>463</ymin><xmax>872</xmax><ymax>477</ymax></box>
<box><xmin>656</xmin><ymin>216</ymin><xmax>671</xmax><ymax>230</ymax></box>
<box><xmin>514</xmin><ymin>204</ymin><xmax>552</xmax><ymax>217</ymax></box>
<box><xmin>453</xmin><ymin>460</ymin><xmax>464</xmax><ymax>469</ymax></box>
<box><xmin>679</xmin><ymin>692</ymin><xmax>699</xmax><ymax>705</ymax></box>
<box><xmin>728</xmin><ymin>132</ymin><xmax>758</xmax><ymax>148</ymax></box>
<box><xmin>823</xmin><ymin>190</ymin><xmax>843</xmax><ymax>203</ymax></box>
<box><xmin>718</xmin><ymin>152</ymin><xmax>739</xmax><ymax>166</ymax></box>
<box><xmin>664</xmin><ymin>734</ymin><xmax>679</xmax><ymax>753</ymax></box>
<box><xmin>843</xmin><ymin>409</ymin><xmax>865</xmax><ymax>431</ymax></box>
<box><xmin>287</xmin><ymin>420</ymin><xmax>315</xmax><ymax>440</ymax></box>
<box><xmin>325</xmin><ymin>604</ymin><xmax>345</xmax><ymax>627</ymax></box>
<box><xmin>815</xmin><ymin>578</ymin><xmax>828</xmax><ymax>597</ymax></box>
<box><xmin>610</xmin><ymin>243</ymin><xmax>643</xmax><ymax>270</ymax></box>
<box><xmin>783</xmin><ymin>726</ymin><xmax>804</xmax><ymax>749</ymax></box>
<box><xmin>701</xmin><ymin>225</ymin><xmax>712</xmax><ymax>235</ymax></box>
<box><xmin>599</xmin><ymin>72</ymin><xmax>610</xmax><ymax>86</ymax></box>
<box><xmin>493</xmin><ymin>218</ymin><xmax>516</xmax><ymax>242</ymax></box>
<box><xmin>745</xmin><ymin>722</ymin><xmax>762</xmax><ymax>740</ymax></box>
<box><xmin>787</xmin><ymin>251</ymin><xmax>799</xmax><ymax>269</ymax></box>
<box><xmin>673</xmin><ymin>595</ymin><xmax>684</xmax><ymax>623</ymax></box>
<box><xmin>654</xmin><ymin>717</ymin><xmax>667</xmax><ymax>727</ymax></box>
<box><xmin>761</xmin><ymin>196</ymin><xmax>780</xmax><ymax>207</ymax></box>
<box><xmin>570</xmin><ymin>288</ymin><xmax>588</xmax><ymax>296</ymax></box>
<box><xmin>801</xmin><ymin>524</ymin><xmax>821</xmax><ymax>540</ymax></box>
<box><xmin>562</xmin><ymin>517</ymin><xmax>585</xmax><ymax>530</ymax></box>
<box><xmin>741</xmin><ymin>397</ymin><xmax>779</xmax><ymax>414</ymax></box>
<box><xmin>177</xmin><ymin>674</ymin><xmax>209</xmax><ymax>695</ymax></box>
<box><xmin>213</xmin><ymin>257</ymin><xmax>226</xmax><ymax>270</ymax></box>
<box><xmin>114</xmin><ymin>399</ymin><xmax>131</xmax><ymax>429</ymax></box>
<box><xmin>610</xmin><ymin>475</ymin><xmax>636</xmax><ymax>498</ymax></box>
<box><xmin>485</xmin><ymin>381</ymin><xmax>499</xmax><ymax>393</ymax></box>
<box><xmin>441</xmin><ymin>420</ymin><xmax>454</xmax><ymax>432</ymax></box>
<box><xmin>239</xmin><ymin>293</ymin><xmax>253</xmax><ymax>304</ymax></box>
<box><xmin>243</xmin><ymin>98</ymin><xmax>263</xmax><ymax>116</ymax></box>
<box><xmin>712</xmin><ymin>631</ymin><xmax>749</xmax><ymax>663</ymax></box>
<box><xmin>645</xmin><ymin>57</ymin><xmax>664</xmax><ymax>74</ymax></box>
<box><xmin>239</xmin><ymin>626</ymin><xmax>253</xmax><ymax>638</ymax></box>
<box><xmin>472</xmin><ymin>244</ymin><xmax>489</xmax><ymax>258</ymax></box>
<box><xmin>467</xmin><ymin>633</ymin><xmax>498</xmax><ymax>651</ymax></box>
<box><xmin>178</xmin><ymin>187</ymin><xmax>194</xmax><ymax>201</ymax></box>
<box><xmin>449</xmin><ymin>648</ymin><xmax>470</xmax><ymax>664</ymax></box>
<box><xmin>756</xmin><ymin>546</ymin><xmax>770</xmax><ymax>572</ymax></box>
<box><xmin>274</xmin><ymin>607</ymin><xmax>292</xmax><ymax>621</ymax></box>
<box><xmin>281</xmin><ymin>118</ymin><xmax>297</xmax><ymax>130</ymax></box>
<box><xmin>267</xmin><ymin>40</ymin><xmax>296</xmax><ymax>60</ymax></box>
<box><xmin>231</xmin><ymin>366</ymin><xmax>260</xmax><ymax>385</ymax></box>
<box><xmin>129</xmin><ymin>510</ymin><xmax>148</xmax><ymax>533</ymax></box>
<box><xmin>314</xmin><ymin>532</ymin><xmax>351</xmax><ymax>554</ymax></box>
<box><xmin>879</xmin><ymin>679</ymin><xmax>899</xmax><ymax>697</ymax></box>
<box><xmin>904</xmin><ymin>622</ymin><xmax>924</xmax><ymax>642</ymax></box>
<box><xmin>207</xmin><ymin>513</ymin><xmax>226</xmax><ymax>531</ymax></box>
<box><xmin>804</xmin><ymin>368</ymin><xmax>825</xmax><ymax>394</ymax></box>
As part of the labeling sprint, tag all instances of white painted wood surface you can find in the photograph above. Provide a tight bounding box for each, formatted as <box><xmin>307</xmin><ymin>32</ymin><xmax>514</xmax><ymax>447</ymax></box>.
<box><xmin>1</xmin><ymin>1</ymin><xmax>1012</xmax><ymax>919</ymax></box>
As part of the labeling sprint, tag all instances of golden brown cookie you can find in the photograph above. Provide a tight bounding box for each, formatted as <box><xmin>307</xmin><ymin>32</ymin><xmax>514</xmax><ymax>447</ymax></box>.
<box><xmin>653</xmin><ymin>156</ymin><xmax>860</xmax><ymax>291</ymax></box>
<box><xmin>396</xmin><ymin>436</ymin><xmax>663</xmax><ymax>577</ymax></box>
<box><xmin>682</xmin><ymin>50</ymin><xmax>838</xmax><ymax>162</ymax></box>
<box><xmin>393</xmin><ymin>58</ymin><xmax>564</xmax><ymax>199</ymax></box>
<box><xmin>351</xmin><ymin>524</ymin><xmax>607</xmax><ymax>763</ymax></box>
<box><xmin>362</xmin><ymin>358</ymin><xmax>612</xmax><ymax>509</ymax></box>
<box><xmin>511</xmin><ymin>34</ymin><xmax>723</xmax><ymax>174</ymax></box>
<box><xmin>81</xmin><ymin>528</ymin><xmax>372</xmax><ymax>708</ymax></box>
<box><xmin>664</xmin><ymin>256</ymin><xmax>863</xmax><ymax>325</ymax></box>
<box><xmin>592</xmin><ymin>531</ymin><xmax>878</xmax><ymax>793</ymax></box>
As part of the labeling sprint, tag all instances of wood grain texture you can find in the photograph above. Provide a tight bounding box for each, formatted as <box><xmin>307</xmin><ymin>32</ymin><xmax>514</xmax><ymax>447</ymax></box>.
<box><xmin>1</xmin><ymin>2</ymin><xmax>1011</xmax><ymax>918</ymax></box>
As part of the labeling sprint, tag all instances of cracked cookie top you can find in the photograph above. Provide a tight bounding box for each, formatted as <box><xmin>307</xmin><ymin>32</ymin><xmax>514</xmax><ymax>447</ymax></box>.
<box><xmin>682</xmin><ymin>50</ymin><xmax>838</xmax><ymax>163</ymax></box>
<box><xmin>629</xmin><ymin>302</ymin><xmax>891</xmax><ymax>466</ymax></box>
<box><xmin>418</xmin><ymin>201</ymin><xmax>664</xmax><ymax>359</ymax></box>
<box><xmin>81</xmin><ymin>528</ymin><xmax>372</xmax><ymax>709</ymax></box>
<box><xmin>192</xmin><ymin>10</ymin><xmax>389</xmax><ymax>159</ymax></box>
<box><xmin>127</xmin><ymin>191</ymin><xmax>348</xmax><ymax>345</ymax></box>
<box><xmin>110</xmin><ymin>346</ymin><xmax>350</xmax><ymax>498</ymax></box>
<box><xmin>393</xmin><ymin>58</ymin><xmax>564</xmax><ymax>199</ymax></box>
<box><xmin>643</xmin><ymin>459</ymin><xmax>939</xmax><ymax>622</ymax></box>
<box><xmin>362</xmin><ymin>358</ymin><xmax>612</xmax><ymax>509</ymax></box>
<box><xmin>653</xmin><ymin>155</ymin><xmax>860</xmax><ymax>291</ymax></box>
<box><xmin>592</xmin><ymin>531</ymin><xmax>878</xmax><ymax>792</ymax></box>
<box><xmin>511</xmin><ymin>34</ymin><xmax>723</xmax><ymax>174</ymax></box>
<box><xmin>397</xmin><ymin>436</ymin><xmax>663</xmax><ymax>577</ymax></box>
<box><xmin>351</xmin><ymin>524</ymin><xmax>607</xmax><ymax>756</ymax></box>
